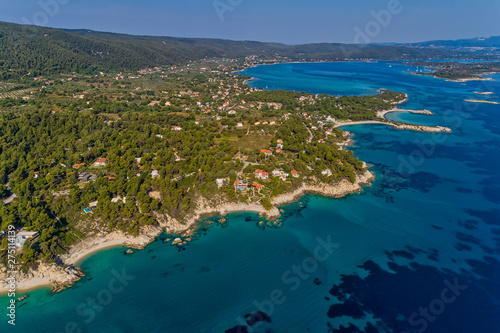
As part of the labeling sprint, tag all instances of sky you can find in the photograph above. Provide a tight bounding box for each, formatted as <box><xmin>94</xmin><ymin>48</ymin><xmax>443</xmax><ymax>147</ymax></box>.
<box><xmin>0</xmin><ymin>0</ymin><xmax>499</xmax><ymax>44</ymax></box>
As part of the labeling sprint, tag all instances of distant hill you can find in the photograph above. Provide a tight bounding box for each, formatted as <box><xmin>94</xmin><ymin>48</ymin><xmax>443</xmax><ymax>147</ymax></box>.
<box><xmin>0</xmin><ymin>21</ymin><xmax>474</xmax><ymax>79</ymax></box>
<box><xmin>402</xmin><ymin>36</ymin><xmax>500</xmax><ymax>56</ymax></box>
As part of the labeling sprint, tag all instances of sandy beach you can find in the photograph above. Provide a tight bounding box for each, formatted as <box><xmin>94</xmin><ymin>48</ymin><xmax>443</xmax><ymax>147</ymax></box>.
<box><xmin>0</xmin><ymin>167</ymin><xmax>376</xmax><ymax>294</ymax></box>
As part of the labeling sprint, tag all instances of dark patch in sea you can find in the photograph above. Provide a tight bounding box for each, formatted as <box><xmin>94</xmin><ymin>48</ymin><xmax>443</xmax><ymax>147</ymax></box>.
<box><xmin>244</xmin><ymin>311</ymin><xmax>271</xmax><ymax>326</ymax></box>
<box><xmin>455</xmin><ymin>242</ymin><xmax>473</xmax><ymax>252</ymax></box>
<box><xmin>431</xmin><ymin>225</ymin><xmax>444</xmax><ymax>230</ymax></box>
<box><xmin>327</xmin><ymin>322</ymin><xmax>379</xmax><ymax>333</ymax></box>
<box><xmin>458</xmin><ymin>219</ymin><xmax>479</xmax><ymax>230</ymax></box>
<box><xmin>455</xmin><ymin>187</ymin><xmax>476</xmax><ymax>194</ymax></box>
<box><xmin>456</xmin><ymin>232</ymin><xmax>481</xmax><ymax>245</ymax></box>
<box><xmin>198</xmin><ymin>266</ymin><xmax>211</xmax><ymax>273</ymax></box>
<box><xmin>392</xmin><ymin>250</ymin><xmax>415</xmax><ymax>260</ymax></box>
<box><xmin>464</xmin><ymin>209</ymin><xmax>500</xmax><ymax>226</ymax></box>
<box><xmin>325</xmin><ymin>260</ymin><xmax>500</xmax><ymax>332</ymax></box>
<box><xmin>225</xmin><ymin>325</ymin><xmax>248</xmax><ymax>333</ymax></box>
<box><xmin>427</xmin><ymin>249</ymin><xmax>440</xmax><ymax>261</ymax></box>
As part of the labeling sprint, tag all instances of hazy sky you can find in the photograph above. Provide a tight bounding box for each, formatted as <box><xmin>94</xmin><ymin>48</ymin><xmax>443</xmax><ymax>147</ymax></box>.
<box><xmin>1</xmin><ymin>0</ymin><xmax>499</xmax><ymax>44</ymax></box>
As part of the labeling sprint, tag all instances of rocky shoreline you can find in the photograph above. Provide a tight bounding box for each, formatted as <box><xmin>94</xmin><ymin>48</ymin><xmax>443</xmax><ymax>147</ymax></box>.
<box><xmin>0</xmin><ymin>168</ymin><xmax>375</xmax><ymax>294</ymax></box>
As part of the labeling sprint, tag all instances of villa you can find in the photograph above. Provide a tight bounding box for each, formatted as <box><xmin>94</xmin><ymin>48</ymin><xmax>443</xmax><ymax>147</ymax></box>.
<box><xmin>93</xmin><ymin>158</ymin><xmax>108</xmax><ymax>166</ymax></box>
<box><xmin>261</xmin><ymin>149</ymin><xmax>272</xmax><ymax>156</ymax></box>
<box><xmin>252</xmin><ymin>183</ymin><xmax>265</xmax><ymax>192</ymax></box>
<box><xmin>15</xmin><ymin>231</ymin><xmax>39</xmax><ymax>248</ymax></box>
<box><xmin>235</xmin><ymin>180</ymin><xmax>249</xmax><ymax>191</ymax></box>
<box><xmin>291</xmin><ymin>170</ymin><xmax>299</xmax><ymax>178</ymax></box>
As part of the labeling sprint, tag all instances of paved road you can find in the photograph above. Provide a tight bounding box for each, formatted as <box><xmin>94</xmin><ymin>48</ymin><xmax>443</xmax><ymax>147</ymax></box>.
<box><xmin>2</xmin><ymin>182</ymin><xmax>16</xmax><ymax>204</ymax></box>
<box><xmin>304</xmin><ymin>122</ymin><xmax>313</xmax><ymax>143</ymax></box>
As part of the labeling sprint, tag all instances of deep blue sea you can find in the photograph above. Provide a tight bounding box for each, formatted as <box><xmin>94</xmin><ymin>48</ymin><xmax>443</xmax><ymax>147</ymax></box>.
<box><xmin>2</xmin><ymin>62</ymin><xmax>500</xmax><ymax>333</ymax></box>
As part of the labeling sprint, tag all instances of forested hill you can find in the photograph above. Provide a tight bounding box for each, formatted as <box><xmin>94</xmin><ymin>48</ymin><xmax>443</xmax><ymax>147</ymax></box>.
<box><xmin>0</xmin><ymin>21</ymin><xmax>464</xmax><ymax>79</ymax></box>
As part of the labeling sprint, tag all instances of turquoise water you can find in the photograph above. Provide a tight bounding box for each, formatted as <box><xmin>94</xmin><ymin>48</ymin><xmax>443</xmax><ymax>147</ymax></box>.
<box><xmin>2</xmin><ymin>62</ymin><xmax>500</xmax><ymax>333</ymax></box>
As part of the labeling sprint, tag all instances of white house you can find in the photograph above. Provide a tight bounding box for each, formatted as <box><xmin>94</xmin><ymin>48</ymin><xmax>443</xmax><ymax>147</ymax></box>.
<box><xmin>93</xmin><ymin>158</ymin><xmax>108</xmax><ymax>166</ymax></box>
<box><xmin>15</xmin><ymin>231</ymin><xmax>39</xmax><ymax>248</ymax></box>
<box><xmin>216</xmin><ymin>178</ymin><xmax>229</xmax><ymax>188</ymax></box>
<box><xmin>322</xmin><ymin>169</ymin><xmax>332</xmax><ymax>177</ymax></box>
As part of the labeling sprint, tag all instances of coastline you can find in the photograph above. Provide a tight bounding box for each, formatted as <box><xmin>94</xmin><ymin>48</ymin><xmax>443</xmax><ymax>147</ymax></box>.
<box><xmin>0</xmin><ymin>65</ymin><xmax>451</xmax><ymax>295</ymax></box>
<box><xmin>410</xmin><ymin>71</ymin><xmax>496</xmax><ymax>82</ymax></box>
<box><xmin>0</xmin><ymin>168</ymin><xmax>374</xmax><ymax>294</ymax></box>
<box><xmin>334</xmin><ymin>103</ymin><xmax>451</xmax><ymax>133</ymax></box>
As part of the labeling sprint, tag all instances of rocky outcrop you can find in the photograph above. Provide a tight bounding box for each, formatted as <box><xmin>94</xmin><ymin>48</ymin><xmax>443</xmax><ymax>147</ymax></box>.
<box><xmin>392</xmin><ymin>123</ymin><xmax>451</xmax><ymax>133</ymax></box>
<box><xmin>272</xmin><ymin>169</ymin><xmax>374</xmax><ymax>206</ymax></box>
<box><xmin>0</xmin><ymin>262</ymin><xmax>83</xmax><ymax>293</ymax></box>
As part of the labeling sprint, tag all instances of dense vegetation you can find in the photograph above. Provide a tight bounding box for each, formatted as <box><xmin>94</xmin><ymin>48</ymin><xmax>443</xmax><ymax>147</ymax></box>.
<box><xmin>0</xmin><ymin>31</ymin><xmax>407</xmax><ymax>268</ymax></box>
<box><xmin>0</xmin><ymin>21</ymin><xmax>464</xmax><ymax>80</ymax></box>
<box><xmin>408</xmin><ymin>61</ymin><xmax>500</xmax><ymax>80</ymax></box>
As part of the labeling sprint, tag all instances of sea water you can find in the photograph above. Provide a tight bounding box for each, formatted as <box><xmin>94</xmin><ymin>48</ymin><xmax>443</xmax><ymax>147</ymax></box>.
<box><xmin>2</xmin><ymin>62</ymin><xmax>499</xmax><ymax>333</ymax></box>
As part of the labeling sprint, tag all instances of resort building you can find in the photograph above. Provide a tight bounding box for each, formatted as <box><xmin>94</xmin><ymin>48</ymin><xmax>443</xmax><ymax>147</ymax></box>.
<box><xmin>234</xmin><ymin>179</ymin><xmax>249</xmax><ymax>191</ymax></box>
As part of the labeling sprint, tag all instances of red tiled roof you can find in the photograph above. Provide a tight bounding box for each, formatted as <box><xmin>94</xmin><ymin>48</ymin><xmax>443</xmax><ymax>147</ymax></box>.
<box><xmin>252</xmin><ymin>183</ymin><xmax>265</xmax><ymax>190</ymax></box>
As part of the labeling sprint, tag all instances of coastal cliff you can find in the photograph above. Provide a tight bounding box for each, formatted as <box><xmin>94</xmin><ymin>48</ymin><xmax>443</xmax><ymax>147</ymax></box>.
<box><xmin>0</xmin><ymin>168</ymin><xmax>374</xmax><ymax>293</ymax></box>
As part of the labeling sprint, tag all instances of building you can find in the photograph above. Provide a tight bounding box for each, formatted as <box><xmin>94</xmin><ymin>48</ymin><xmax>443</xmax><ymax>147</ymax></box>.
<box><xmin>272</xmin><ymin>170</ymin><xmax>282</xmax><ymax>177</ymax></box>
<box><xmin>174</xmin><ymin>153</ymin><xmax>181</xmax><ymax>162</ymax></box>
<box><xmin>151</xmin><ymin>170</ymin><xmax>160</xmax><ymax>178</ymax></box>
<box><xmin>276</xmin><ymin>149</ymin><xmax>283</xmax><ymax>154</ymax></box>
<box><xmin>322</xmin><ymin>169</ymin><xmax>333</xmax><ymax>177</ymax></box>
<box><xmin>78</xmin><ymin>172</ymin><xmax>97</xmax><ymax>183</ymax></box>
<box><xmin>216</xmin><ymin>178</ymin><xmax>229</xmax><ymax>188</ymax></box>
<box><xmin>291</xmin><ymin>170</ymin><xmax>299</xmax><ymax>178</ymax></box>
<box><xmin>94</xmin><ymin>158</ymin><xmax>108</xmax><ymax>166</ymax></box>
<box><xmin>252</xmin><ymin>183</ymin><xmax>265</xmax><ymax>192</ymax></box>
<box><xmin>237</xmin><ymin>123</ymin><xmax>244</xmax><ymax>127</ymax></box>
<box><xmin>34</xmin><ymin>171</ymin><xmax>39</xmax><ymax>179</ymax></box>
<box><xmin>261</xmin><ymin>149</ymin><xmax>272</xmax><ymax>156</ymax></box>
<box><xmin>234</xmin><ymin>179</ymin><xmax>249</xmax><ymax>191</ymax></box>
<box><xmin>15</xmin><ymin>231</ymin><xmax>39</xmax><ymax>248</ymax></box>
<box><xmin>73</xmin><ymin>163</ymin><xmax>86</xmax><ymax>169</ymax></box>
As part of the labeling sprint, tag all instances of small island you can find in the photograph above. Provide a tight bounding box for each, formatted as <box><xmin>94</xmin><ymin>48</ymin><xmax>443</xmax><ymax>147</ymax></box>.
<box><xmin>465</xmin><ymin>99</ymin><xmax>500</xmax><ymax>105</ymax></box>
